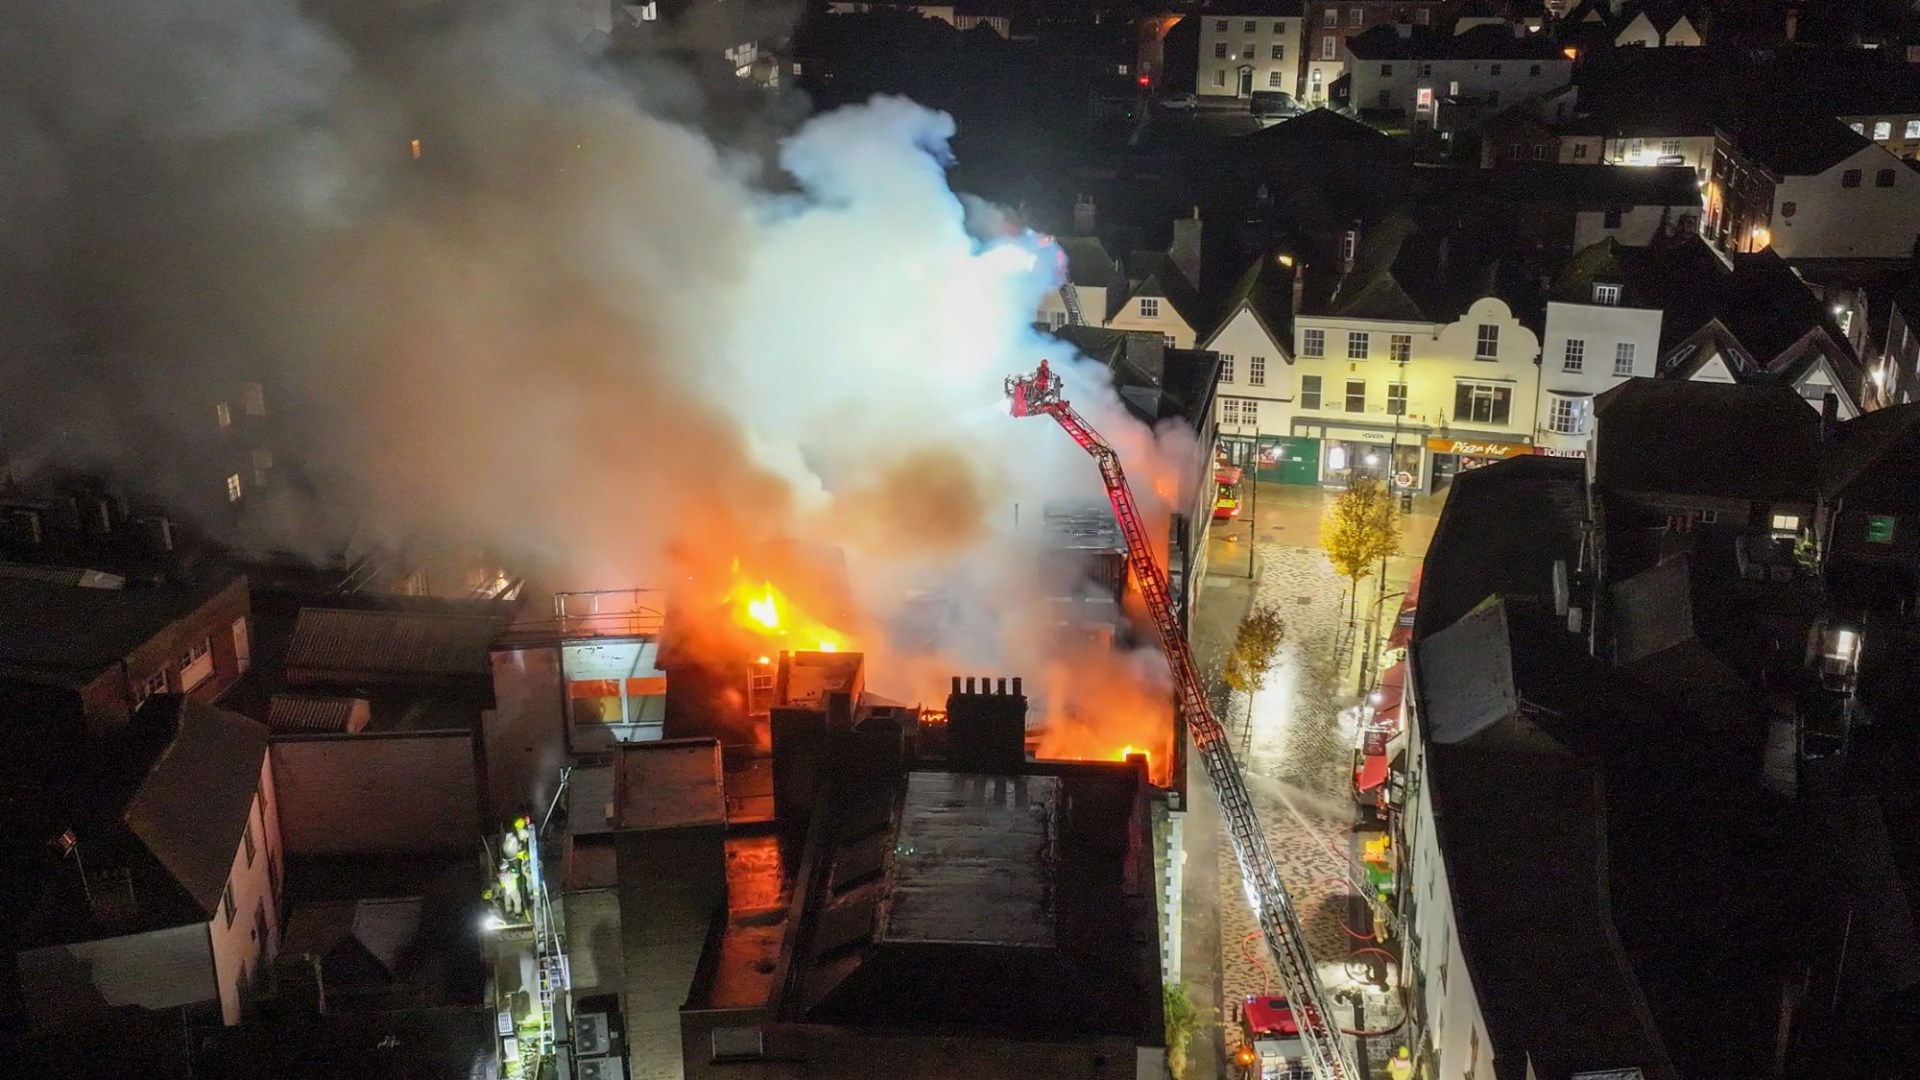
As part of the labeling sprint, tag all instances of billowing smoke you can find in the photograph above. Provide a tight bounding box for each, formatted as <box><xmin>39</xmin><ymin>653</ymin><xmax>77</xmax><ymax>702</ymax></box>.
<box><xmin>0</xmin><ymin>0</ymin><xmax>1198</xmax><ymax>764</ymax></box>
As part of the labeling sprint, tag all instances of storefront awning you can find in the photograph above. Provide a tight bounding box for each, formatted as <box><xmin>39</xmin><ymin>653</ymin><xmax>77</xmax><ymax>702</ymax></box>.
<box><xmin>1388</xmin><ymin>568</ymin><xmax>1421</xmax><ymax>649</ymax></box>
<box><xmin>1356</xmin><ymin>753</ymin><xmax>1390</xmax><ymax>792</ymax></box>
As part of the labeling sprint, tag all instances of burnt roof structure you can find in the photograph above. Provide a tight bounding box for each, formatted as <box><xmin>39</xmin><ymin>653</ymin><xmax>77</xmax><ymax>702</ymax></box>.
<box><xmin>763</xmin><ymin>762</ymin><xmax>1161</xmax><ymax>1042</ymax></box>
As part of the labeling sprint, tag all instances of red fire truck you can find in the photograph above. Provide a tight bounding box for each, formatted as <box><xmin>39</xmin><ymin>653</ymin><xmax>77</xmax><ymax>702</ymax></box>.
<box><xmin>1214</xmin><ymin>465</ymin><xmax>1244</xmax><ymax>521</ymax></box>
<box><xmin>1235</xmin><ymin>995</ymin><xmax>1311</xmax><ymax>1080</ymax></box>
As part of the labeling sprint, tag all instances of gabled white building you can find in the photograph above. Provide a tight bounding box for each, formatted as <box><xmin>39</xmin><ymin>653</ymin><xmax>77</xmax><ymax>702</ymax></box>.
<box><xmin>1196</xmin><ymin>4</ymin><xmax>1305</xmax><ymax>99</ymax></box>
<box><xmin>1291</xmin><ymin>274</ymin><xmax>1543</xmax><ymax>491</ymax></box>
<box><xmin>1039</xmin><ymin>211</ymin><xmax>1206</xmax><ymax>349</ymax></box>
<box><xmin>18</xmin><ymin>700</ymin><xmax>282</xmax><ymax>1026</ymax></box>
<box><xmin>1535</xmin><ymin>240</ymin><xmax>1664</xmax><ymax>457</ymax></box>
<box><xmin>1206</xmin><ymin>254</ymin><xmax>1299</xmax><ymax>461</ymax></box>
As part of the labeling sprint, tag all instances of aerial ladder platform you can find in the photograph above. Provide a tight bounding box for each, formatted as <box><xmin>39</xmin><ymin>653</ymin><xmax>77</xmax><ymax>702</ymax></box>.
<box><xmin>1006</xmin><ymin>360</ymin><xmax>1359</xmax><ymax>1080</ymax></box>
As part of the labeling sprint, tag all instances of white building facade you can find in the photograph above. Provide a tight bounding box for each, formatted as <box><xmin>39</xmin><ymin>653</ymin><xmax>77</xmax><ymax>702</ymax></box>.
<box><xmin>1197</xmin><ymin>12</ymin><xmax>1304</xmax><ymax>99</ymax></box>
<box><xmin>1290</xmin><ymin>297</ymin><xmax>1543</xmax><ymax>492</ymax></box>
<box><xmin>1345</xmin><ymin>27</ymin><xmax>1571</xmax><ymax>122</ymax></box>
<box><xmin>1536</xmin><ymin>294</ymin><xmax>1664</xmax><ymax>457</ymax></box>
<box><xmin>1769</xmin><ymin>143</ymin><xmax>1920</xmax><ymax>259</ymax></box>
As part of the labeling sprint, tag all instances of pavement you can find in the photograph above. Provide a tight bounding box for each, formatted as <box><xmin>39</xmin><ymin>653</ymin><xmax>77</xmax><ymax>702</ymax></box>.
<box><xmin>1182</xmin><ymin>482</ymin><xmax>1443</xmax><ymax>1079</ymax></box>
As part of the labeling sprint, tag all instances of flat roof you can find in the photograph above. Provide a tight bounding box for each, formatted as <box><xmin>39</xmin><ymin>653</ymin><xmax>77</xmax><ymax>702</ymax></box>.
<box><xmin>879</xmin><ymin>772</ymin><xmax>1058</xmax><ymax>948</ymax></box>
<box><xmin>612</xmin><ymin>738</ymin><xmax>726</xmax><ymax>831</ymax></box>
<box><xmin>286</xmin><ymin>607</ymin><xmax>507</xmax><ymax>681</ymax></box>
<box><xmin>0</xmin><ymin>575</ymin><xmax>236</xmax><ymax>687</ymax></box>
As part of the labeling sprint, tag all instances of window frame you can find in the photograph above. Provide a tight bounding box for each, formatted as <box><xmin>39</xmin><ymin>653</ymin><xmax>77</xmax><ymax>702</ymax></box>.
<box><xmin>1386</xmin><ymin>382</ymin><xmax>1408</xmax><ymax>416</ymax></box>
<box><xmin>1453</xmin><ymin>380</ymin><xmax>1513</xmax><ymax>425</ymax></box>
<box><xmin>1219</xmin><ymin>354</ymin><xmax>1236</xmax><ymax>383</ymax></box>
<box><xmin>1302</xmin><ymin>328</ymin><xmax>1326</xmax><ymax>357</ymax></box>
<box><xmin>1215</xmin><ymin>41</ymin><xmax>1228</xmax><ymax>58</ymax></box>
<box><xmin>1345</xmin><ymin>379</ymin><xmax>1367</xmax><ymax>413</ymax></box>
<box><xmin>1877</xmin><ymin>168</ymin><xmax>1897</xmax><ymax>188</ymax></box>
<box><xmin>1249</xmin><ymin>355</ymin><xmax>1267</xmax><ymax>386</ymax></box>
<box><xmin>1592</xmin><ymin>283</ymin><xmax>1621</xmax><ymax>306</ymax></box>
<box><xmin>1563</xmin><ymin>338</ymin><xmax>1585</xmax><ymax>372</ymax></box>
<box><xmin>1613</xmin><ymin>341</ymin><xmax>1636</xmax><ymax>377</ymax></box>
<box><xmin>1138</xmin><ymin>297</ymin><xmax>1160</xmax><ymax>318</ymax></box>
<box><xmin>1300</xmin><ymin>374</ymin><xmax>1323</xmax><ymax>410</ymax></box>
<box><xmin>1547</xmin><ymin>396</ymin><xmax>1584</xmax><ymax>435</ymax></box>
<box><xmin>1842</xmin><ymin>169</ymin><xmax>1863</xmax><ymax>188</ymax></box>
<box><xmin>1347</xmin><ymin>331</ymin><xmax>1370</xmax><ymax>360</ymax></box>
<box><xmin>1475</xmin><ymin>324</ymin><xmax>1499</xmax><ymax>360</ymax></box>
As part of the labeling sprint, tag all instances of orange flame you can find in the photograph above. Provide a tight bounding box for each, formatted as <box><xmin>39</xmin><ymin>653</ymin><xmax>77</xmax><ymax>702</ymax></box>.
<box><xmin>724</xmin><ymin>577</ymin><xmax>849</xmax><ymax>654</ymax></box>
<box><xmin>1118</xmin><ymin>745</ymin><xmax>1150</xmax><ymax>763</ymax></box>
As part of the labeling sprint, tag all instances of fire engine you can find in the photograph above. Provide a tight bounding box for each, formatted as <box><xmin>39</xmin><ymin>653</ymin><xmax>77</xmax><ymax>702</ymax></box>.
<box><xmin>1236</xmin><ymin>995</ymin><xmax>1311</xmax><ymax>1080</ymax></box>
<box><xmin>1213</xmin><ymin>464</ymin><xmax>1244</xmax><ymax>521</ymax></box>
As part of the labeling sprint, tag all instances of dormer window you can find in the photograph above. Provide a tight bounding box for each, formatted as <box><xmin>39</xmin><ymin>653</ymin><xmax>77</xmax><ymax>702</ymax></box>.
<box><xmin>1139</xmin><ymin>298</ymin><xmax>1160</xmax><ymax>318</ymax></box>
<box><xmin>637</xmin><ymin>1</ymin><xmax>658</xmax><ymax>20</ymax></box>
<box><xmin>1592</xmin><ymin>283</ymin><xmax>1621</xmax><ymax>306</ymax></box>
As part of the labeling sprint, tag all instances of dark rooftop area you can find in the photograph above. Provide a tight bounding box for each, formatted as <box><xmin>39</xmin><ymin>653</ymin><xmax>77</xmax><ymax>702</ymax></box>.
<box><xmin>0</xmin><ymin>574</ymin><xmax>240</xmax><ymax>688</ymax></box>
<box><xmin>1592</xmin><ymin>379</ymin><xmax>1821</xmax><ymax>505</ymax></box>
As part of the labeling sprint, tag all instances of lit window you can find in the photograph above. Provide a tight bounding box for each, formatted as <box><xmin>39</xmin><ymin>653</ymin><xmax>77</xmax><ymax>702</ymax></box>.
<box><xmin>1345</xmin><ymin>379</ymin><xmax>1366</xmax><ymax>412</ymax></box>
<box><xmin>1875</xmin><ymin>121</ymin><xmax>1893</xmax><ymax>140</ymax></box>
<box><xmin>1348</xmin><ymin>331</ymin><xmax>1369</xmax><ymax>359</ymax></box>
<box><xmin>215</xmin><ymin>402</ymin><xmax>231</xmax><ymax>429</ymax></box>
<box><xmin>638</xmin><ymin>1</ymin><xmax>656</xmax><ymax>19</ymax></box>
<box><xmin>1387</xmin><ymin>382</ymin><xmax>1408</xmax><ymax>415</ymax></box>
<box><xmin>1342</xmin><ymin>231</ymin><xmax>1358</xmax><ymax>262</ymax></box>
<box><xmin>1301</xmin><ymin>374</ymin><xmax>1323</xmax><ymax>409</ymax></box>
<box><xmin>1592</xmin><ymin>283</ymin><xmax>1621</xmax><ymax>305</ymax></box>
<box><xmin>1564</xmin><ymin>338</ymin><xmax>1585</xmax><ymax>371</ymax></box>
<box><xmin>1907</xmin><ymin>120</ymin><xmax>1920</xmax><ymax>140</ymax></box>
<box><xmin>1867</xmin><ymin>515</ymin><xmax>1898</xmax><ymax>543</ymax></box>
<box><xmin>1771</xmin><ymin>513</ymin><xmax>1802</xmax><ymax>535</ymax></box>
<box><xmin>1250</xmin><ymin>356</ymin><xmax>1267</xmax><ymax>386</ymax></box>
<box><xmin>1661</xmin><ymin>139</ymin><xmax>1681</xmax><ymax>156</ymax></box>
<box><xmin>226</xmin><ymin>474</ymin><xmax>243</xmax><ymax>502</ymax></box>
<box><xmin>1389</xmin><ymin>335</ymin><xmax>1412</xmax><ymax>363</ymax></box>
<box><xmin>1614</xmin><ymin>342</ymin><xmax>1636</xmax><ymax>376</ymax></box>
<box><xmin>1842</xmin><ymin>169</ymin><xmax>1862</xmax><ymax>188</ymax></box>
<box><xmin>1453</xmin><ymin>381</ymin><xmax>1512</xmax><ymax>425</ymax></box>
<box><xmin>1302</xmin><ymin>328</ymin><xmax>1326</xmax><ymax>357</ymax></box>
<box><xmin>1850</xmin><ymin>122</ymin><xmax>1866</xmax><ymax>135</ymax></box>
<box><xmin>1475</xmin><ymin>324</ymin><xmax>1499</xmax><ymax>360</ymax></box>
<box><xmin>1139</xmin><ymin>298</ymin><xmax>1160</xmax><ymax>318</ymax></box>
<box><xmin>1323</xmin><ymin>9</ymin><xmax>1338</xmax><ymax>27</ymax></box>
<box><xmin>1878</xmin><ymin>169</ymin><xmax>1897</xmax><ymax>187</ymax></box>
<box><xmin>1548</xmin><ymin>396</ymin><xmax>1585</xmax><ymax>434</ymax></box>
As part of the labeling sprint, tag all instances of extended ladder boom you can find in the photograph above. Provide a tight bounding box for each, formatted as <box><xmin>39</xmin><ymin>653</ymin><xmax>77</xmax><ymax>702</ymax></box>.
<box><xmin>1007</xmin><ymin>362</ymin><xmax>1356</xmax><ymax>1080</ymax></box>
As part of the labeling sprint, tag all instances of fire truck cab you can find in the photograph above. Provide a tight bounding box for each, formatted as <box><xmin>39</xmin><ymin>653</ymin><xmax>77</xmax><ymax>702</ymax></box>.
<box><xmin>1237</xmin><ymin>995</ymin><xmax>1310</xmax><ymax>1080</ymax></box>
<box><xmin>1214</xmin><ymin>465</ymin><xmax>1244</xmax><ymax>521</ymax></box>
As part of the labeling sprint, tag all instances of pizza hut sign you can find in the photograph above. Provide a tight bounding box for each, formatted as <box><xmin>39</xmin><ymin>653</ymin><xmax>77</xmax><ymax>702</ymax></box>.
<box><xmin>1426</xmin><ymin>437</ymin><xmax>1530</xmax><ymax>459</ymax></box>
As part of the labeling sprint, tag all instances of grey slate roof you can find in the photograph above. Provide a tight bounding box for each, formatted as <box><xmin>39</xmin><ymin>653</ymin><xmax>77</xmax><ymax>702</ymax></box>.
<box><xmin>124</xmin><ymin>700</ymin><xmax>269</xmax><ymax>916</ymax></box>
<box><xmin>1591</xmin><ymin>380</ymin><xmax>1821</xmax><ymax>504</ymax></box>
<box><xmin>268</xmin><ymin>693</ymin><xmax>366</xmax><ymax>733</ymax></box>
<box><xmin>1416</xmin><ymin>598</ymin><xmax>1519</xmax><ymax>745</ymax></box>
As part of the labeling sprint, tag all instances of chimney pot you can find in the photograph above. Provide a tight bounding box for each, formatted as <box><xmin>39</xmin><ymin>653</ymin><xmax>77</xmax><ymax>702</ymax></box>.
<box><xmin>952</xmin><ymin>676</ymin><xmax>962</xmax><ymax>695</ymax></box>
<box><xmin>997</xmin><ymin>677</ymin><xmax>1008</xmax><ymax>695</ymax></box>
<box><xmin>966</xmin><ymin>676</ymin><xmax>976</xmax><ymax>694</ymax></box>
<box><xmin>1012</xmin><ymin>676</ymin><xmax>1023</xmax><ymax>696</ymax></box>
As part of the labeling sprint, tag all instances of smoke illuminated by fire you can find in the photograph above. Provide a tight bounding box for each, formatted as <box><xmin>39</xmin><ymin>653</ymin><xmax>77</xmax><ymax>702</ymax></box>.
<box><xmin>0</xmin><ymin>1</ymin><xmax>1201</xmax><ymax>779</ymax></box>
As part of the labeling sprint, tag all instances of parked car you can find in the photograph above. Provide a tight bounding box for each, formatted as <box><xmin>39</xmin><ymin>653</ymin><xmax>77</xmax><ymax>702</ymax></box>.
<box><xmin>1250</xmin><ymin>90</ymin><xmax>1303</xmax><ymax>119</ymax></box>
<box><xmin>1159</xmin><ymin>92</ymin><xmax>1199</xmax><ymax>111</ymax></box>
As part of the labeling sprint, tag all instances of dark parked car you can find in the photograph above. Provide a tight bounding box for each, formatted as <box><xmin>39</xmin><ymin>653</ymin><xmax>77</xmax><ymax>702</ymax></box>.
<box><xmin>1250</xmin><ymin>90</ymin><xmax>1303</xmax><ymax>118</ymax></box>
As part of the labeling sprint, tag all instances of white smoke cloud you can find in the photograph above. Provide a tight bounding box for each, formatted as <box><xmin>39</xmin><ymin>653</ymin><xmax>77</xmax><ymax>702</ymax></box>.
<box><xmin>0</xmin><ymin>0</ymin><xmax>1199</xmax><ymax>709</ymax></box>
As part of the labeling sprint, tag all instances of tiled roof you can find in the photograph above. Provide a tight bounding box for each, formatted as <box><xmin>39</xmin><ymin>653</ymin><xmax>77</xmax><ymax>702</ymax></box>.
<box><xmin>1346</xmin><ymin>22</ymin><xmax>1566</xmax><ymax>61</ymax></box>
<box><xmin>125</xmin><ymin>700</ymin><xmax>269</xmax><ymax>916</ymax></box>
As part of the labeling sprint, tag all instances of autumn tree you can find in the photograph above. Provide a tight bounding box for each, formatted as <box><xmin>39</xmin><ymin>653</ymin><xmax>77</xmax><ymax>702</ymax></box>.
<box><xmin>1222</xmin><ymin>602</ymin><xmax>1287</xmax><ymax>742</ymax></box>
<box><xmin>1321</xmin><ymin>476</ymin><xmax>1401</xmax><ymax>625</ymax></box>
